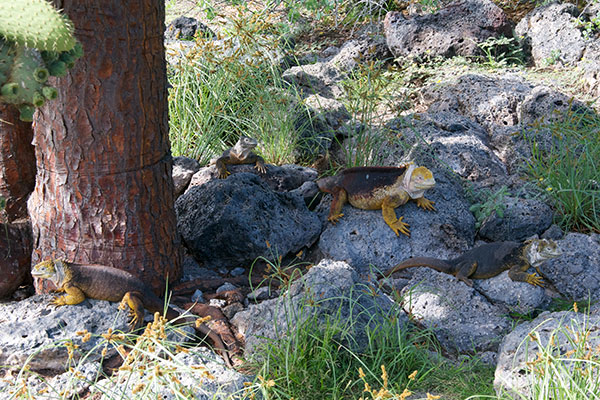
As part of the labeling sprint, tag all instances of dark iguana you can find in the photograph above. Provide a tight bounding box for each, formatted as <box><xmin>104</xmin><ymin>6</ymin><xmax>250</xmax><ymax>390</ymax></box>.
<box><xmin>31</xmin><ymin>259</ymin><xmax>232</xmax><ymax>366</ymax></box>
<box><xmin>316</xmin><ymin>164</ymin><xmax>436</xmax><ymax>236</ymax></box>
<box><xmin>380</xmin><ymin>239</ymin><xmax>562</xmax><ymax>287</ymax></box>
<box><xmin>214</xmin><ymin>135</ymin><xmax>266</xmax><ymax>179</ymax></box>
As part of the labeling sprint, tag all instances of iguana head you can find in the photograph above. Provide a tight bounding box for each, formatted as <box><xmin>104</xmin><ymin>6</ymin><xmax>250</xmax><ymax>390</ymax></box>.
<box><xmin>525</xmin><ymin>239</ymin><xmax>562</xmax><ymax>267</ymax></box>
<box><xmin>31</xmin><ymin>259</ymin><xmax>66</xmax><ymax>286</ymax></box>
<box><xmin>231</xmin><ymin>135</ymin><xmax>258</xmax><ymax>158</ymax></box>
<box><xmin>403</xmin><ymin>164</ymin><xmax>436</xmax><ymax>197</ymax></box>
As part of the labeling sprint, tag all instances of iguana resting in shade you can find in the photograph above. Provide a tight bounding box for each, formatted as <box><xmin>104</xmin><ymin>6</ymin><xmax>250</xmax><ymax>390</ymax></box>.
<box><xmin>316</xmin><ymin>163</ymin><xmax>436</xmax><ymax>236</ymax></box>
<box><xmin>380</xmin><ymin>239</ymin><xmax>562</xmax><ymax>287</ymax></box>
<box><xmin>31</xmin><ymin>259</ymin><xmax>232</xmax><ymax>367</ymax></box>
<box><xmin>214</xmin><ymin>135</ymin><xmax>266</xmax><ymax>179</ymax></box>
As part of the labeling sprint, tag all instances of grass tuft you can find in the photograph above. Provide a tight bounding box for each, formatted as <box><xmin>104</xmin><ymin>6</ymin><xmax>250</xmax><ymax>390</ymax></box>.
<box><xmin>523</xmin><ymin>105</ymin><xmax>600</xmax><ymax>233</ymax></box>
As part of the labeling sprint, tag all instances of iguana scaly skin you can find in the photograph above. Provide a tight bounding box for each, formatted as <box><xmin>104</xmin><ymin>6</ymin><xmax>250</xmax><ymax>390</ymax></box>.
<box><xmin>380</xmin><ymin>239</ymin><xmax>562</xmax><ymax>287</ymax></box>
<box><xmin>214</xmin><ymin>135</ymin><xmax>266</xmax><ymax>179</ymax></box>
<box><xmin>31</xmin><ymin>259</ymin><xmax>232</xmax><ymax>367</ymax></box>
<box><xmin>316</xmin><ymin>164</ymin><xmax>436</xmax><ymax>236</ymax></box>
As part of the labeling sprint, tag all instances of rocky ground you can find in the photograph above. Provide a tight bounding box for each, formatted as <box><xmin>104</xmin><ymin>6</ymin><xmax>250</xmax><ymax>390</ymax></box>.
<box><xmin>1</xmin><ymin>0</ymin><xmax>600</xmax><ymax>398</ymax></box>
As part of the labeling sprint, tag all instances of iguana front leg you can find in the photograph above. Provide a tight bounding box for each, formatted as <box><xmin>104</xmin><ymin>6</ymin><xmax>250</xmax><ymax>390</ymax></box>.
<box><xmin>120</xmin><ymin>291</ymin><xmax>146</xmax><ymax>329</ymax></box>
<box><xmin>215</xmin><ymin>157</ymin><xmax>231</xmax><ymax>179</ymax></box>
<box><xmin>52</xmin><ymin>284</ymin><xmax>86</xmax><ymax>306</ymax></box>
<box><xmin>328</xmin><ymin>187</ymin><xmax>348</xmax><ymax>223</ymax></box>
<box><xmin>382</xmin><ymin>192</ymin><xmax>411</xmax><ymax>236</ymax></box>
<box><xmin>254</xmin><ymin>156</ymin><xmax>267</xmax><ymax>174</ymax></box>
<box><xmin>415</xmin><ymin>197</ymin><xmax>436</xmax><ymax>211</ymax></box>
<box><xmin>508</xmin><ymin>266</ymin><xmax>544</xmax><ymax>287</ymax></box>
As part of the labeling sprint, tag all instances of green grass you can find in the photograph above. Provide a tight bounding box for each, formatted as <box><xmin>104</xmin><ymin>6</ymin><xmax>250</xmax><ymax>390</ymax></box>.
<box><xmin>167</xmin><ymin>9</ymin><xmax>304</xmax><ymax>166</ymax></box>
<box><xmin>523</xmin><ymin>106</ymin><xmax>600</xmax><ymax>233</ymax></box>
<box><xmin>495</xmin><ymin>311</ymin><xmax>600</xmax><ymax>400</ymax></box>
<box><xmin>243</xmin><ymin>272</ymin><xmax>498</xmax><ymax>400</ymax></box>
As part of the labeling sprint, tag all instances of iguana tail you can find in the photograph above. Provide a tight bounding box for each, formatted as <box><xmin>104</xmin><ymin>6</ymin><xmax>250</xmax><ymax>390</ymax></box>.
<box><xmin>380</xmin><ymin>257</ymin><xmax>455</xmax><ymax>278</ymax></box>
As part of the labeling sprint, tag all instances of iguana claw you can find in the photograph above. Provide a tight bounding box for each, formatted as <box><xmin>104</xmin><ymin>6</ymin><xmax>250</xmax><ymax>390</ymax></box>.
<box><xmin>390</xmin><ymin>217</ymin><xmax>410</xmax><ymax>236</ymax></box>
<box><xmin>218</xmin><ymin>169</ymin><xmax>231</xmax><ymax>179</ymax></box>
<box><xmin>255</xmin><ymin>162</ymin><xmax>267</xmax><ymax>174</ymax></box>
<box><xmin>526</xmin><ymin>273</ymin><xmax>544</xmax><ymax>287</ymax></box>
<box><xmin>416</xmin><ymin>197</ymin><xmax>436</xmax><ymax>211</ymax></box>
<box><xmin>51</xmin><ymin>296</ymin><xmax>67</xmax><ymax>306</ymax></box>
<box><xmin>328</xmin><ymin>213</ymin><xmax>344</xmax><ymax>224</ymax></box>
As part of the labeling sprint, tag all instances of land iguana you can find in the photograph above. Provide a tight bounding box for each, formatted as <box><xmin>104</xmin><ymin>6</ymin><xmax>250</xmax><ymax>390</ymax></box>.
<box><xmin>31</xmin><ymin>259</ymin><xmax>233</xmax><ymax>367</ymax></box>
<box><xmin>214</xmin><ymin>135</ymin><xmax>266</xmax><ymax>179</ymax></box>
<box><xmin>316</xmin><ymin>163</ymin><xmax>436</xmax><ymax>236</ymax></box>
<box><xmin>380</xmin><ymin>239</ymin><xmax>562</xmax><ymax>287</ymax></box>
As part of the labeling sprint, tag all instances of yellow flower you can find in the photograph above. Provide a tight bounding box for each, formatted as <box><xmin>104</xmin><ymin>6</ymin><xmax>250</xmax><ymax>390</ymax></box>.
<box><xmin>408</xmin><ymin>370</ymin><xmax>418</xmax><ymax>380</ymax></box>
<box><xmin>426</xmin><ymin>393</ymin><xmax>442</xmax><ymax>399</ymax></box>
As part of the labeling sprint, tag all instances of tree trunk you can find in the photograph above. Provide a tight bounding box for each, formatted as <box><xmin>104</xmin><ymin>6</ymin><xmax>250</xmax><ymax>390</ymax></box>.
<box><xmin>0</xmin><ymin>104</ymin><xmax>36</xmax><ymax>223</ymax></box>
<box><xmin>28</xmin><ymin>1</ymin><xmax>182</xmax><ymax>294</ymax></box>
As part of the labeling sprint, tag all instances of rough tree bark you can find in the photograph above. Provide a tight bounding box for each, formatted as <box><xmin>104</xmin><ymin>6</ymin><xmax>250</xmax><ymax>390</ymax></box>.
<box><xmin>28</xmin><ymin>1</ymin><xmax>182</xmax><ymax>294</ymax></box>
<box><xmin>0</xmin><ymin>104</ymin><xmax>36</xmax><ymax>222</ymax></box>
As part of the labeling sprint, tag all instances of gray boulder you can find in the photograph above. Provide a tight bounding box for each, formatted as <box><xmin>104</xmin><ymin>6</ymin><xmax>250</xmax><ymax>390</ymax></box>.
<box><xmin>387</xmin><ymin>112</ymin><xmax>509</xmax><ymax>187</ymax></box>
<box><xmin>473</xmin><ymin>270</ymin><xmax>552</xmax><ymax>315</ymax></box>
<box><xmin>397</xmin><ymin>268</ymin><xmax>512</xmax><ymax>354</ymax></box>
<box><xmin>282</xmin><ymin>25</ymin><xmax>391</xmax><ymax>100</ymax></box>
<box><xmin>176</xmin><ymin>173</ymin><xmax>321</xmax><ymax>268</ymax></box>
<box><xmin>422</xmin><ymin>74</ymin><xmax>588</xmax><ymax>172</ymax></box>
<box><xmin>0</xmin><ymin>295</ymin><xmax>129</xmax><ymax>372</ymax></box>
<box><xmin>303</xmin><ymin>94</ymin><xmax>351</xmax><ymax>132</ymax></box>
<box><xmin>231</xmin><ymin>259</ymin><xmax>407</xmax><ymax>356</ymax></box>
<box><xmin>581</xmin><ymin>40</ymin><xmax>600</xmax><ymax>97</ymax></box>
<box><xmin>384</xmin><ymin>0</ymin><xmax>513</xmax><ymax>61</ymax></box>
<box><xmin>165</xmin><ymin>16</ymin><xmax>215</xmax><ymax>41</ymax></box>
<box><xmin>173</xmin><ymin>156</ymin><xmax>200</xmax><ymax>198</ymax></box>
<box><xmin>478</xmin><ymin>196</ymin><xmax>554</xmax><ymax>242</ymax></box>
<box><xmin>540</xmin><ymin>233</ymin><xmax>600</xmax><ymax>301</ymax></box>
<box><xmin>515</xmin><ymin>2</ymin><xmax>586</xmax><ymax>66</ymax></box>
<box><xmin>494</xmin><ymin>311</ymin><xmax>600</xmax><ymax>397</ymax></box>
<box><xmin>317</xmin><ymin>169</ymin><xmax>475</xmax><ymax>274</ymax></box>
<box><xmin>188</xmin><ymin>163</ymin><xmax>318</xmax><ymax>193</ymax></box>
<box><xmin>283</xmin><ymin>62</ymin><xmax>344</xmax><ymax>99</ymax></box>
<box><xmin>329</xmin><ymin>25</ymin><xmax>392</xmax><ymax>72</ymax></box>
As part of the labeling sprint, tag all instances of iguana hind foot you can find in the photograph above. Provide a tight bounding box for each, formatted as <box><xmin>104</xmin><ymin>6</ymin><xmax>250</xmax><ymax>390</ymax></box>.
<box><xmin>328</xmin><ymin>213</ymin><xmax>344</xmax><ymax>224</ymax></box>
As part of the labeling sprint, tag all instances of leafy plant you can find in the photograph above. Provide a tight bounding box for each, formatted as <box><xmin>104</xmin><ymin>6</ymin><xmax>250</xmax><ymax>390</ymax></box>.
<box><xmin>543</xmin><ymin>49</ymin><xmax>562</xmax><ymax>66</ymax></box>
<box><xmin>468</xmin><ymin>186</ymin><xmax>510</xmax><ymax>229</ymax></box>
<box><xmin>476</xmin><ymin>35</ymin><xmax>526</xmax><ymax>68</ymax></box>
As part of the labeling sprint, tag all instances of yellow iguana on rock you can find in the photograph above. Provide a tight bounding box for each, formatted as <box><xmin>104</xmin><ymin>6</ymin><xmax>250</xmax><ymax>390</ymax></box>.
<box><xmin>316</xmin><ymin>163</ymin><xmax>436</xmax><ymax>236</ymax></box>
<box><xmin>380</xmin><ymin>238</ymin><xmax>562</xmax><ymax>287</ymax></box>
<box><xmin>31</xmin><ymin>259</ymin><xmax>232</xmax><ymax>367</ymax></box>
<box><xmin>214</xmin><ymin>135</ymin><xmax>267</xmax><ymax>179</ymax></box>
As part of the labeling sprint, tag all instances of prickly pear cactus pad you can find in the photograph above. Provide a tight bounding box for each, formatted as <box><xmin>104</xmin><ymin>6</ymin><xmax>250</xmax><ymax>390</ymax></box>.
<box><xmin>0</xmin><ymin>0</ymin><xmax>76</xmax><ymax>52</ymax></box>
<box><xmin>0</xmin><ymin>1</ymin><xmax>81</xmax><ymax>121</ymax></box>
